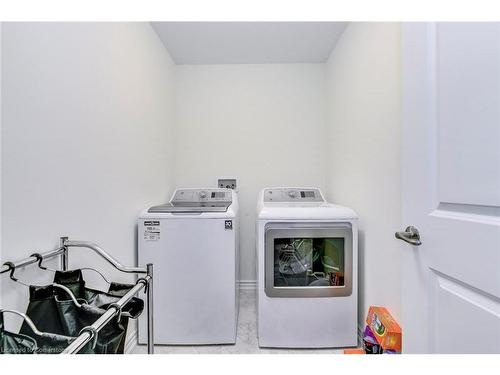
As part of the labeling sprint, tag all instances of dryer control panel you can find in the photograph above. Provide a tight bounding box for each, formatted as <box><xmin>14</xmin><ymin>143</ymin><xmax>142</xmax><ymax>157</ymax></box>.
<box><xmin>264</xmin><ymin>188</ymin><xmax>324</xmax><ymax>203</ymax></box>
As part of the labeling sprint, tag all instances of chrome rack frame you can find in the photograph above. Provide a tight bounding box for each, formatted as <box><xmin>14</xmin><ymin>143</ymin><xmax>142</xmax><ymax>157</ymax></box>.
<box><xmin>0</xmin><ymin>236</ymin><xmax>154</xmax><ymax>354</ymax></box>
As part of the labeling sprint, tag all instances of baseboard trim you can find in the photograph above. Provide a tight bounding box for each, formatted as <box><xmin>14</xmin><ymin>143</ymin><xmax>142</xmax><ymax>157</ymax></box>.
<box><xmin>125</xmin><ymin>326</ymin><xmax>138</xmax><ymax>354</ymax></box>
<box><xmin>237</xmin><ymin>279</ymin><xmax>256</xmax><ymax>290</ymax></box>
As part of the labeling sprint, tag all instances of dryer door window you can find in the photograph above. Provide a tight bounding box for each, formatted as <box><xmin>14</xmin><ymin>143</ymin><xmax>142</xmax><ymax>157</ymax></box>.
<box><xmin>265</xmin><ymin>226</ymin><xmax>353</xmax><ymax>298</ymax></box>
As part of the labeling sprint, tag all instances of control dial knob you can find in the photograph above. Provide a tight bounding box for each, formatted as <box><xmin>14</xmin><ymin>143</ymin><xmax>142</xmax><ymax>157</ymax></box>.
<box><xmin>288</xmin><ymin>190</ymin><xmax>298</xmax><ymax>199</ymax></box>
<box><xmin>199</xmin><ymin>191</ymin><xmax>208</xmax><ymax>199</ymax></box>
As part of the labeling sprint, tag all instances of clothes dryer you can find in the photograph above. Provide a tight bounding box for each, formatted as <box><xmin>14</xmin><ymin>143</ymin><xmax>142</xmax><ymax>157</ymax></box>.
<box><xmin>256</xmin><ymin>187</ymin><xmax>357</xmax><ymax>348</ymax></box>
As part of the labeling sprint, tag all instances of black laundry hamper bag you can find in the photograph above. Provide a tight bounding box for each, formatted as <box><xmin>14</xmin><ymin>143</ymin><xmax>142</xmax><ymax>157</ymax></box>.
<box><xmin>18</xmin><ymin>285</ymin><xmax>94</xmax><ymax>354</ymax></box>
<box><xmin>0</xmin><ymin>312</ymin><xmax>37</xmax><ymax>354</ymax></box>
<box><xmin>19</xmin><ymin>270</ymin><xmax>144</xmax><ymax>354</ymax></box>
<box><xmin>32</xmin><ymin>332</ymin><xmax>78</xmax><ymax>354</ymax></box>
<box><xmin>53</xmin><ymin>269</ymin><xmax>144</xmax><ymax>353</ymax></box>
<box><xmin>53</xmin><ymin>270</ymin><xmax>144</xmax><ymax>319</ymax></box>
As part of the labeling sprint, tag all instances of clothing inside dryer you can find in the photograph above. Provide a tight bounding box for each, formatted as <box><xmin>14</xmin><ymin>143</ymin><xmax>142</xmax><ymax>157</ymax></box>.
<box><xmin>273</xmin><ymin>238</ymin><xmax>345</xmax><ymax>287</ymax></box>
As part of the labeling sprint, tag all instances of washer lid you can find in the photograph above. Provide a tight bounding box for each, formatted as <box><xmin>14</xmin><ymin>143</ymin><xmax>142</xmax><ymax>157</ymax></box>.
<box><xmin>148</xmin><ymin>202</ymin><xmax>231</xmax><ymax>213</ymax></box>
<box><xmin>148</xmin><ymin>188</ymin><xmax>232</xmax><ymax>213</ymax></box>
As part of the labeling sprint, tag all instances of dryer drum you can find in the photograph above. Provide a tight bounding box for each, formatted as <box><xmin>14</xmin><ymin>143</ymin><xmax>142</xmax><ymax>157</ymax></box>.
<box><xmin>275</xmin><ymin>239</ymin><xmax>315</xmax><ymax>275</ymax></box>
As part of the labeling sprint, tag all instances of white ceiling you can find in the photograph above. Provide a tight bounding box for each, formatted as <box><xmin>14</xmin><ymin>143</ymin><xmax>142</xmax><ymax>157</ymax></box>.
<box><xmin>151</xmin><ymin>22</ymin><xmax>347</xmax><ymax>65</ymax></box>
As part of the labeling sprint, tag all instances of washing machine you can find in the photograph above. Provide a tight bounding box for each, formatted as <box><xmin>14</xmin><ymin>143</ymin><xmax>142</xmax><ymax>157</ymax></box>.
<box><xmin>256</xmin><ymin>187</ymin><xmax>358</xmax><ymax>348</ymax></box>
<box><xmin>138</xmin><ymin>188</ymin><xmax>239</xmax><ymax>345</ymax></box>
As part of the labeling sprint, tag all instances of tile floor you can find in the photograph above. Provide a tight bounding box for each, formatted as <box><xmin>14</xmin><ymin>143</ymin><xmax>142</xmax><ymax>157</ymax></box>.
<box><xmin>132</xmin><ymin>289</ymin><xmax>343</xmax><ymax>354</ymax></box>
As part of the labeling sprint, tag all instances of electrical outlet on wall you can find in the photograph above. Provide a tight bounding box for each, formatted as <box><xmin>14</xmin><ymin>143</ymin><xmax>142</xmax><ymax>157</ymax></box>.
<box><xmin>218</xmin><ymin>178</ymin><xmax>237</xmax><ymax>190</ymax></box>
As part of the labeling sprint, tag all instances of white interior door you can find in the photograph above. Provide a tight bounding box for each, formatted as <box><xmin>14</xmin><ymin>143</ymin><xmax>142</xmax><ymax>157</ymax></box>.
<box><xmin>401</xmin><ymin>22</ymin><xmax>500</xmax><ymax>354</ymax></box>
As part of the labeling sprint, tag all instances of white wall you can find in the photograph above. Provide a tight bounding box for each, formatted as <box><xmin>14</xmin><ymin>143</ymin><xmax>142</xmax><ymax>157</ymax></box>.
<box><xmin>1</xmin><ymin>23</ymin><xmax>176</xmax><ymax>317</ymax></box>
<box><xmin>325</xmin><ymin>23</ymin><xmax>402</xmax><ymax>322</ymax></box>
<box><xmin>175</xmin><ymin>64</ymin><xmax>327</xmax><ymax>282</ymax></box>
<box><xmin>1</xmin><ymin>22</ymin><xmax>403</xmax><ymax>334</ymax></box>
<box><xmin>0</xmin><ymin>23</ymin><xmax>3</xmax><ymax>305</ymax></box>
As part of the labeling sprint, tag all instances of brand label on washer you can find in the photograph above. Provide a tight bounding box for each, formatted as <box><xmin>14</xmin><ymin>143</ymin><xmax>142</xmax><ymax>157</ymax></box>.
<box><xmin>225</xmin><ymin>220</ymin><xmax>233</xmax><ymax>230</ymax></box>
<box><xmin>144</xmin><ymin>220</ymin><xmax>160</xmax><ymax>241</ymax></box>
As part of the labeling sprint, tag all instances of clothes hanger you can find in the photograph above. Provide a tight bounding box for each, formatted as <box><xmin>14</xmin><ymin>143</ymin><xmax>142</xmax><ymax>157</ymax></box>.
<box><xmin>2</xmin><ymin>261</ymin><xmax>87</xmax><ymax>308</ymax></box>
<box><xmin>78</xmin><ymin>268</ymin><xmax>112</xmax><ymax>285</ymax></box>
<box><xmin>0</xmin><ymin>308</ymin><xmax>52</xmax><ymax>338</ymax></box>
<box><xmin>30</xmin><ymin>252</ymin><xmax>57</xmax><ymax>272</ymax></box>
<box><xmin>30</xmin><ymin>252</ymin><xmax>112</xmax><ymax>285</ymax></box>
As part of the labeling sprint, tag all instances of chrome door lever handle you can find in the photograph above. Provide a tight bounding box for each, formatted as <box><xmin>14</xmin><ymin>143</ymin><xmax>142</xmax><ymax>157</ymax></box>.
<box><xmin>395</xmin><ymin>226</ymin><xmax>422</xmax><ymax>246</ymax></box>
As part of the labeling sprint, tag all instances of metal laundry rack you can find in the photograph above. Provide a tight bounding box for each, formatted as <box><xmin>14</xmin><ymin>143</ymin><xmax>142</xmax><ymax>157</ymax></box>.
<box><xmin>0</xmin><ymin>236</ymin><xmax>154</xmax><ymax>354</ymax></box>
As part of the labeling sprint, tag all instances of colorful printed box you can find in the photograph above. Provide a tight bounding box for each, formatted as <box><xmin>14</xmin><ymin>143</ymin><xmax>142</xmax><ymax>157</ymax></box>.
<box><xmin>366</xmin><ymin>306</ymin><xmax>402</xmax><ymax>353</ymax></box>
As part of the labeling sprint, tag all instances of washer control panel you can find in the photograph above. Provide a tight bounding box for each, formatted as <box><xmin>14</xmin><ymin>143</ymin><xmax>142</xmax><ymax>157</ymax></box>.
<box><xmin>171</xmin><ymin>189</ymin><xmax>232</xmax><ymax>204</ymax></box>
<box><xmin>264</xmin><ymin>188</ymin><xmax>324</xmax><ymax>203</ymax></box>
